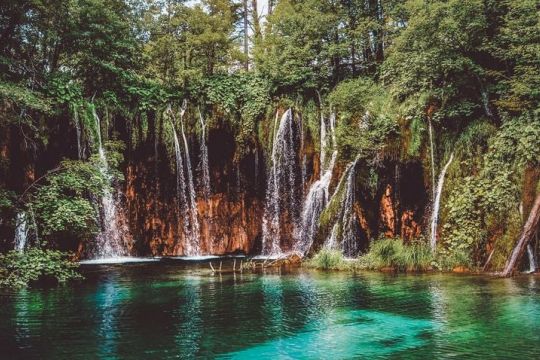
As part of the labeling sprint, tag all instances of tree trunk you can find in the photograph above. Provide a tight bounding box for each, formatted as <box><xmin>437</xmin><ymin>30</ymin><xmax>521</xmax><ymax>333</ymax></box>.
<box><xmin>502</xmin><ymin>192</ymin><xmax>540</xmax><ymax>277</ymax></box>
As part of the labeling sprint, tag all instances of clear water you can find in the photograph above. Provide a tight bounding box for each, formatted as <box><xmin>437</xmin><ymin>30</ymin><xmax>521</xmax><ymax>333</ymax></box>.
<box><xmin>1</xmin><ymin>263</ymin><xmax>539</xmax><ymax>359</ymax></box>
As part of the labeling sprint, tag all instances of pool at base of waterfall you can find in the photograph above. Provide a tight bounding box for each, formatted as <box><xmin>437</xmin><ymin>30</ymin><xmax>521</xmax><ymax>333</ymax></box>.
<box><xmin>1</xmin><ymin>262</ymin><xmax>539</xmax><ymax>359</ymax></box>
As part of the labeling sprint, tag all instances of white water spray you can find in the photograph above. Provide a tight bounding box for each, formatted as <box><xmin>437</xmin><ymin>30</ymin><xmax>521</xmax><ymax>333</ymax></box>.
<box><xmin>261</xmin><ymin>109</ymin><xmax>301</xmax><ymax>255</ymax></box>
<box><xmin>527</xmin><ymin>244</ymin><xmax>537</xmax><ymax>273</ymax></box>
<box><xmin>296</xmin><ymin>111</ymin><xmax>338</xmax><ymax>255</ymax></box>
<box><xmin>324</xmin><ymin>156</ymin><xmax>362</xmax><ymax>256</ymax></box>
<box><xmin>91</xmin><ymin>107</ymin><xmax>130</xmax><ymax>259</ymax></box>
<box><xmin>428</xmin><ymin>118</ymin><xmax>436</xmax><ymax>199</ymax></box>
<box><xmin>430</xmin><ymin>153</ymin><xmax>454</xmax><ymax>251</ymax></box>
<box><xmin>13</xmin><ymin>212</ymin><xmax>28</xmax><ymax>251</ymax></box>
<box><xmin>73</xmin><ymin>107</ymin><xmax>83</xmax><ymax>159</ymax></box>
<box><xmin>168</xmin><ymin>103</ymin><xmax>200</xmax><ymax>256</ymax></box>
<box><xmin>198</xmin><ymin>108</ymin><xmax>211</xmax><ymax>200</ymax></box>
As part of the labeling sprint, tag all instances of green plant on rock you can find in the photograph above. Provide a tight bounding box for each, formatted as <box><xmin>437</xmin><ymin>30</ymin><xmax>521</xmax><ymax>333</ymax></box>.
<box><xmin>0</xmin><ymin>248</ymin><xmax>82</xmax><ymax>289</ymax></box>
<box><xmin>442</xmin><ymin>113</ymin><xmax>540</xmax><ymax>268</ymax></box>
<box><xmin>329</xmin><ymin>78</ymin><xmax>399</xmax><ymax>162</ymax></box>
<box><xmin>306</xmin><ymin>249</ymin><xmax>349</xmax><ymax>270</ymax></box>
<box><xmin>357</xmin><ymin>238</ymin><xmax>434</xmax><ymax>272</ymax></box>
<box><xmin>28</xmin><ymin>159</ymin><xmax>112</xmax><ymax>242</ymax></box>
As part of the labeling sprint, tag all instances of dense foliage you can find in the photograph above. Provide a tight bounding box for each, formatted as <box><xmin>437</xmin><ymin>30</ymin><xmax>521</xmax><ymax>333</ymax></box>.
<box><xmin>0</xmin><ymin>0</ymin><xmax>538</xmax><ymax>272</ymax></box>
<box><xmin>0</xmin><ymin>248</ymin><xmax>81</xmax><ymax>289</ymax></box>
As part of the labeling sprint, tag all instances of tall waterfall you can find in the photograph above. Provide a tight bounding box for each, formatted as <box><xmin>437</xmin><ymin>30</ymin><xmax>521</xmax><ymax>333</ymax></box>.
<box><xmin>198</xmin><ymin>108</ymin><xmax>211</xmax><ymax>199</ymax></box>
<box><xmin>430</xmin><ymin>153</ymin><xmax>454</xmax><ymax>251</ymax></box>
<box><xmin>13</xmin><ymin>212</ymin><xmax>28</xmax><ymax>251</ymax></box>
<box><xmin>73</xmin><ymin>107</ymin><xmax>83</xmax><ymax>159</ymax></box>
<box><xmin>91</xmin><ymin>107</ymin><xmax>129</xmax><ymax>259</ymax></box>
<box><xmin>261</xmin><ymin>109</ymin><xmax>302</xmax><ymax>255</ymax></box>
<box><xmin>168</xmin><ymin>103</ymin><xmax>200</xmax><ymax>255</ymax></box>
<box><xmin>325</xmin><ymin>156</ymin><xmax>361</xmax><ymax>257</ymax></box>
<box><xmin>296</xmin><ymin>112</ymin><xmax>337</xmax><ymax>255</ymax></box>
<box><xmin>428</xmin><ymin>118</ymin><xmax>436</xmax><ymax>199</ymax></box>
<box><xmin>527</xmin><ymin>244</ymin><xmax>537</xmax><ymax>273</ymax></box>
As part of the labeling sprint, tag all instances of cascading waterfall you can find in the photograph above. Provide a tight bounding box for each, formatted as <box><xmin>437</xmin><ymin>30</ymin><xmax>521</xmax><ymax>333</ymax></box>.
<box><xmin>179</xmin><ymin>102</ymin><xmax>200</xmax><ymax>255</ymax></box>
<box><xmin>91</xmin><ymin>107</ymin><xmax>129</xmax><ymax>259</ymax></box>
<box><xmin>324</xmin><ymin>156</ymin><xmax>361</xmax><ymax>257</ymax></box>
<box><xmin>73</xmin><ymin>107</ymin><xmax>83</xmax><ymax>159</ymax></box>
<box><xmin>13</xmin><ymin>212</ymin><xmax>28</xmax><ymax>251</ymax></box>
<box><xmin>198</xmin><ymin>108</ymin><xmax>211</xmax><ymax>199</ymax></box>
<box><xmin>168</xmin><ymin>103</ymin><xmax>200</xmax><ymax>255</ymax></box>
<box><xmin>171</xmin><ymin>117</ymin><xmax>188</xmax><ymax>214</ymax></box>
<box><xmin>296</xmin><ymin>111</ymin><xmax>338</xmax><ymax>255</ymax></box>
<box><xmin>430</xmin><ymin>153</ymin><xmax>454</xmax><ymax>251</ymax></box>
<box><xmin>481</xmin><ymin>89</ymin><xmax>493</xmax><ymax>118</ymax></box>
<box><xmin>261</xmin><ymin>109</ymin><xmax>301</xmax><ymax>255</ymax></box>
<box><xmin>428</xmin><ymin>118</ymin><xmax>436</xmax><ymax>199</ymax></box>
<box><xmin>527</xmin><ymin>244</ymin><xmax>537</xmax><ymax>273</ymax></box>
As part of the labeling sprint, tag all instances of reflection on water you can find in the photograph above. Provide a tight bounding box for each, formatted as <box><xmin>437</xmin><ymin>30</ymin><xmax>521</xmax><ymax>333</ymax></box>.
<box><xmin>0</xmin><ymin>264</ymin><xmax>539</xmax><ymax>359</ymax></box>
<box><xmin>173</xmin><ymin>276</ymin><xmax>202</xmax><ymax>358</ymax></box>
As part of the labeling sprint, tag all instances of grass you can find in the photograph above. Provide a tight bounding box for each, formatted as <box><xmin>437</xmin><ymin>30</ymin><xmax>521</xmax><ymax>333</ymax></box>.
<box><xmin>305</xmin><ymin>249</ymin><xmax>350</xmax><ymax>270</ymax></box>
<box><xmin>356</xmin><ymin>238</ymin><xmax>434</xmax><ymax>272</ymax></box>
<box><xmin>306</xmin><ymin>238</ymin><xmax>474</xmax><ymax>273</ymax></box>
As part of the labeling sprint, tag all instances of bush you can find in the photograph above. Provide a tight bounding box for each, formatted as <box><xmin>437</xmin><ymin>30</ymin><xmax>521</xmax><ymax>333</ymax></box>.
<box><xmin>435</xmin><ymin>249</ymin><xmax>473</xmax><ymax>272</ymax></box>
<box><xmin>306</xmin><ymin>249</ymin><xmax>350</xmax><ymax>270</ymax></box>
<box><xmin>357</xmin><ymin>238</ymin><xmax>434</xmax><ymax>272</ymax></box>
<box><xmin>0</xmin><ymin>248</ymin><xmax>82</xmax><ymax>289</ymax></box>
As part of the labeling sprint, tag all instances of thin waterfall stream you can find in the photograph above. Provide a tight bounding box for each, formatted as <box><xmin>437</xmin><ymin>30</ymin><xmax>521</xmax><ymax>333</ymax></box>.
<box><xmin>168</xmin><ymin>103</ymin><xmax>201</xmax><ymax>256</ymax></box>
<box><xmin>428</xmin><ymin>118</ymin><xmax>436</xmax><ymax>200</ymax></box>
<box><xmin>261</xmin><ymin>109</ymin><xmax>302</xmax><ymax>256</ymax></box>
<box><xmin>296</xmin><ymin>111</ymin><xmax>337</xmax><ymax>255</ymax></box>
<box><xmin>324</xmin><ymin>155</ymin><xmax>362</xmax><ymax>256</ymax></box>
<box><xmin>430</xmin><ymin>152</ymin><xmax>454</xmax><ymax>251</ymax></box>
<box><xmin>91</xmin><ymin>107</ymin><xmax>130</xmax><ymax>259</ymax></box>
<box><xmin>13</xmin><ymin>212</ymin><xmax>28</xmax><ymax>251</ymax></box>
<box><xmin>527</xmin><ymin>244</ymin><xmax>537</xmax><ymax>273</ymax></box>
<box><xmin>198</xmin><ymin>108</ymin><xmax>211</xmax><ymax>200</ymax></box>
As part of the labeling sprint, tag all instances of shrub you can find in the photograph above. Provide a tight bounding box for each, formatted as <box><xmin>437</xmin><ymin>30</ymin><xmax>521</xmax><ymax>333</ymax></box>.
<box><xmin>357</xmin><ymin>238</ymin><xmax>434</xmax><ymax>272</ymax></box>
<box><xmin>306</xmin><ymin>249</ymin><xmax>349</xmax><ymax>270</ymax></box>
<box><xmin>435</xmin><ymin>249</ymin><xmax>473</xmax><ymax>272</ymax></box>
<box><xmin>0</xmin><ymin>248</ymin><xmax>82</xmax><ymax>289</ymax></box>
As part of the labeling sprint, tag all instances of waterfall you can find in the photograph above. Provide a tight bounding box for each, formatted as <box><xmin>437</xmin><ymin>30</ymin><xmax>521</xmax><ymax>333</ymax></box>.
<box><xmin>91</xmin><ymin>107</ymin><xmax>129</xmax><ymax>259</ymax></box>
<box><xmin>198</xmin><ymin>108</ymin><xmax>211</xmax><ymax>199</ymax></box>
<box><xmin>261</xmin><ymin>109</ymin><xmax>302</xmax><ymax>255</ymax></box>
<box><xmin>13</xmin><ymin>212</ymin><xmax>28</xmax><ymax>251</ymax></box>
<box><xmin>527</xmin><ymin>244</ymin><xmax>537</xmax><ymax>273</ymax></box>
<box><xmin>179</xmin><ymin>103</ymin><xmax>200</xmax><ymax>255</ymax></box>
<box><xmin>73</xmin><ymin>106</ymin><xmax>83</xmax><ymax>159</ymax></box>
<box><xmin>320</xmin><ymin>107</ymin><xmax>327</xmax><ymax>167</ymax></box>
<box><xmin>168</xmin><ymin>103</ymin><xmax>200</xmax><ymax>255</ymax></box>
<box><xmin>296</xmin><ymin>112</ymin><xmax>338</xmax><ymax>255</ymax></box>
<box><xmin>430</xmin><ymin>153</ymin><xmax>454</xmax><ymax>251</ymax></box>
<box><xmin>481</xmin><ymin>89</ymin><xmax>493</xmax><ymax>118</ymax></box>
<box><xmin>324</xmin><ymin>156</ymin><xmax>361</xmax><ymax>256</ymax></box>
<box><xmin>428</xmin><ymin>118</ymin><xmax>436</xmax><ymax>199</ymax></box>
<box><xmin>171</xmin><ymin>118</ymin><xmax>188</xmax><ymax>214</ymax></box>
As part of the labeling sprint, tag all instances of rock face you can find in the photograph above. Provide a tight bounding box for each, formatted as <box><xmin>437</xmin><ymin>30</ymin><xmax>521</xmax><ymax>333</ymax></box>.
<box><xmin>196</xmin><ymin>194</ymin><xmax>263</xmax><ymax>254</ymax></box>
<box><xmin>0</xmin><ymin>108</ymin><xmax>429</xmax><ymax>257</ymax></box>
<box><xmin>123</xmin><ymin>119</ymin><xmax>266</xmax><ymax>256</ymax></box>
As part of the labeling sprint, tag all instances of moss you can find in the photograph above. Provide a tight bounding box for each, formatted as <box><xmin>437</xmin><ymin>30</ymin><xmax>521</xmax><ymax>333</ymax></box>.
<box><xmin>490</xmin><ymin>210</ymin><xmax>523</xmax><ymax>270</ymax></box>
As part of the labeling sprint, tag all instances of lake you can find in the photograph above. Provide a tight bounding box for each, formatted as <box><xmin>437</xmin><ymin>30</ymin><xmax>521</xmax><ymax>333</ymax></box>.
<box><xmin>1</xmin><ymin>260</ymin><xmax>539</xmax><ymax>359</ymax></box>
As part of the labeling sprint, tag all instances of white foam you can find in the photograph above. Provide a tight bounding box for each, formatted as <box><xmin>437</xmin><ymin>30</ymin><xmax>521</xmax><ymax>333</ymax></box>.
<box><xmin>167</xmin><ymin>255</ymin><xmax>246</xmax><ymax>261</ymax></box>
<box><xmin>79</xmin><ymin>257</ymin><xmax>161</xmax><ymax>265</ymax></box>
<box><xmin>251</xmin><ymin>254</ymin><xmax>285</xmax><ymax>260</ymax></box>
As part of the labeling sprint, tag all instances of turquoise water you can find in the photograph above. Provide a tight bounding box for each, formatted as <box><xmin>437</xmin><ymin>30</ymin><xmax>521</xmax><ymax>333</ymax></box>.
<box><xmin>1</xmin><ymin>262</ymin><xmax>540</xmax><ymax>359</ymax></box>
